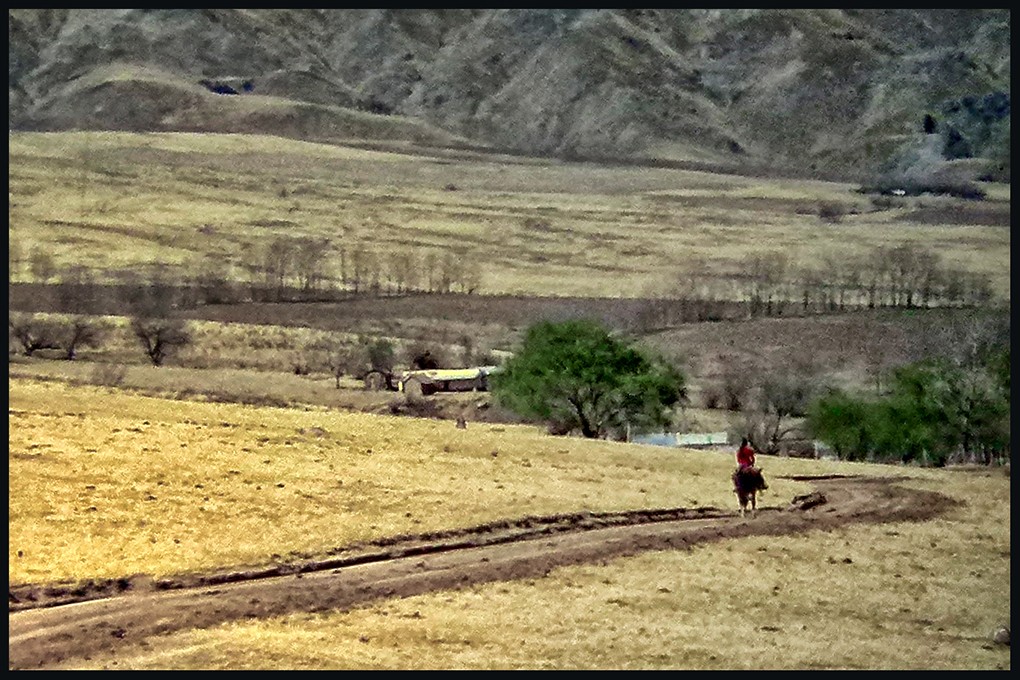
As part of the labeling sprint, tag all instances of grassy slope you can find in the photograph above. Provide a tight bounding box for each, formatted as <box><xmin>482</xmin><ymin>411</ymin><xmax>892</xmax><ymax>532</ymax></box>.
<box><xmin>8</xmin><ymin>131</ymin><xmax>1011</xmax><ymax>299</ymax></box>
<box><xmin>7</xmin><ymin>129</ymin><xmax>1011</xmax><ymax>669</ymax></box>
<box><xmin>65</xmin><ymin>490</ymin><xmax>1010</xmax><ymax>670</ymax></box>
<box><xmin>10</xmin><ymin>378</ymin><xmax>1009</xmax><ymax>670</ymax></box>
<box><xmin>8</xmin><ymin>377</ymin><xmax>817</xmax><ymax>585</ymax></box>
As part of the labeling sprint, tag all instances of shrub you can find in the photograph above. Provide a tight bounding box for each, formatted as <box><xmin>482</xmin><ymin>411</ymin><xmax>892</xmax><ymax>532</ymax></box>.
<box><xmin>807</xmin><ymin>353</ymin><xmax>1010</xmax><ymax>465</ymax></box>
<box><xmin>90</xmin><ymin>362</ymin><xmax>128</xmax><ymax>387</ymax></box>
<box><xmin>818</xmin><ymin>202</ymin><xmax>846</xmax><ymax>224</ymax></box>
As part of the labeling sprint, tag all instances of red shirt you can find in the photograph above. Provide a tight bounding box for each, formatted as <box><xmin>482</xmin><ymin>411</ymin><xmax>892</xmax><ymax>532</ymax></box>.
<box><xmin>737</xmin><ymin>444</ymin><xmax>755</xmax><ymax>468</ymax></box>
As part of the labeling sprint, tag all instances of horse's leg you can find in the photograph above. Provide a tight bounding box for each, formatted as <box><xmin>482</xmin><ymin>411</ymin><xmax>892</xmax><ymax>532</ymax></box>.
<box><xmin>751</xmin><ymin>491</ymin><xmax>757</xmax><ymax>518</ymax></box>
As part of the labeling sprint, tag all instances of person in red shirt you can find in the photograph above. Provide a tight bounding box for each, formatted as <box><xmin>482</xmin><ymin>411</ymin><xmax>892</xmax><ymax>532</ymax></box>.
<box><xmin>736</xmin><ymin>437</ymin><xmax>756</xmax><ymax>469</ymax></box>
<box><xmin>733</xmin><ymin>437</ymin><xmax>756</xmax><ymax>492</ymax></box>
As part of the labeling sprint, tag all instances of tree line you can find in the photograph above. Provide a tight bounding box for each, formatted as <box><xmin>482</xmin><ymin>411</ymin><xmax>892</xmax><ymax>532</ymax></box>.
<box><xmin>10</xmin><ymin>235</ymin><xmax>486</xmax><ymax>306</ymax></box>
<box><xmin>487</xmin><ymin>316</ymin><xmax>1009</xmax><ymax>468</ymax></box>
<box><xmin>637</xmin><ymin>244</ymin><xmax>997</xmax><ymax>330</ymax></box>
<box><xmin>807</xmin><ymin>347</ymin><xmax>1009</xmax><ymax>466</ymax></box>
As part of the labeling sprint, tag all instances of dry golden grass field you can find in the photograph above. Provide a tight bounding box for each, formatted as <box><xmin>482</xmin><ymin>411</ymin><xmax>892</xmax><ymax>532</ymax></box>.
<box><xmin>8</xmin><ymin>131</ymin><xmax>1011</xmax><ymax>299</ymax></box>
<box><xmin>7</xmin><ymin>130</ymin><xmax>1010</xmax><ymax>670</ymax></box>
<box><xmin>9</xmin><ymin>377</ymin><xmax>802</xmax><ymax>585</ymax></box>
<box><xmin>9</xmin><ymin>378</ymin><xmax>1010</xmax><ymax>670</ymax></box>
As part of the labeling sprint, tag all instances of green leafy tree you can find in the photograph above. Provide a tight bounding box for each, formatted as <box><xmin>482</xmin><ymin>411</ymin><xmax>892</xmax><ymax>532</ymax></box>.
<box><xmin>491</xmin><ymin>320</ymin><xmax>686</xmax><ymax>439</ymax></box>
<box><xmin>808</xmin><ymin>351</ymin><xmax>1010</xmax><ymax>466</ymax></box>
<box><xmin>807</xmin><ymin>391</ymin><xmax>872</xmax><ymax>461</ymax></box>
<box><xmin>366</xmin><ymin>338</ymin><xmax>395</xmax><ymax>372</ymax></box>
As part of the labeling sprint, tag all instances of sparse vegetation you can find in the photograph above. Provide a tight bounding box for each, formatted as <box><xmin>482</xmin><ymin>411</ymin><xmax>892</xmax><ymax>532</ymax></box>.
<box><xmin>89</xmin><ymin>361</ymin><xmax>128</xmax><ymax>387</ymax></box>
<box><xmin>817</xmin><ymin>201</ymin><xmax>845</xmax><ymax>223</ymax></box>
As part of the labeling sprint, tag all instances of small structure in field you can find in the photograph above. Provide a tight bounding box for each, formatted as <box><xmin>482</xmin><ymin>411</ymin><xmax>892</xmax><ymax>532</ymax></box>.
<box><xmin>398</xmin><ymin>366</ymin><xmax>501</xmax><ymax>396</ymax></box>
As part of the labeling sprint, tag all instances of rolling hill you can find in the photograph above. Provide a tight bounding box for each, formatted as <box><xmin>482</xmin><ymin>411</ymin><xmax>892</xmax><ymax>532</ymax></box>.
<box><xmin>8</xmin><ymin>8</ymin><xmax>1011</xmax><ymax>180</ymax></box>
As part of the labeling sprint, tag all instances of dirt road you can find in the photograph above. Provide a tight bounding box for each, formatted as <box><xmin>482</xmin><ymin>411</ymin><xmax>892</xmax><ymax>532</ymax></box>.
<box><xmin>8</xmin><ymin>475</ymin><xmax>957</xmax><ymax>670</ymax></box>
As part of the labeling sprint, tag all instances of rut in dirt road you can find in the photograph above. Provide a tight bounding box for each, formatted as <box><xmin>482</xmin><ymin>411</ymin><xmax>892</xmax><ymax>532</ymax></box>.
<box><xmin>8</xmin><ymin>476</ymin><xmax>958</xmax><ymax>670</ymax></box>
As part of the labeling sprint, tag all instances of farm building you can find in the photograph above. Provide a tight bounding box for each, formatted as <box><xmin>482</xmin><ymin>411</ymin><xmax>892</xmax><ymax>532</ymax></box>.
<box><xmin>398</xmin><ymin>366</ymin><xmax>501</xmax><ymax>395</ymax></box>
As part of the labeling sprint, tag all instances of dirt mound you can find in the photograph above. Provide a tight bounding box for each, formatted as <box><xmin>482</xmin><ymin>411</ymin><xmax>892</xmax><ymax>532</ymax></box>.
<box><xmin>8</xmin><ymin>475</ymin><xmax>959</xmax><ymax>670</ymax></box>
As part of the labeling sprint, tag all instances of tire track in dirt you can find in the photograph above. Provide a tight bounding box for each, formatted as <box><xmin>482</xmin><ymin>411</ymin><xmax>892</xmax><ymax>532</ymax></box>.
<box><xmin>8</xmin><ymin>475</ymin><xmax>958</xmax><ymax>670</ymax></box>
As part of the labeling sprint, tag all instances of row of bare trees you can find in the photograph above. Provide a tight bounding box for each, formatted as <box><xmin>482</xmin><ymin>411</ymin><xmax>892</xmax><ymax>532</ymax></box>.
<box><xmin>637</xmin><ymin>245</ymin><xmax>997</xmax><ymax>330</ymax></box>
<box><xmin>211</xmin><ymin>237</ymin><xmax>485</xmax><ymax>302</ymax></box>
<box><xmin>741</xmin><ymin>246</ymin><xmax>996</xmax><ymax>317</ymax></box>
<box><xmin>8</xmin><ymin>311</ymin><xmax>190</xmax><ymax>367</ymax></box>
<box><xmin>786</xmin><ymin>245</ymin><xmax>995</xmax><ymax>313</ymax></box>
<box><xmin>10</xmin><ymin>276</ymin><xmax>193</xmax><ymax>366</ymax></box>
<box><xmin>11</xmin><ymin>233</ymin><xmax>488</xmax><ymax>306</ymax></box>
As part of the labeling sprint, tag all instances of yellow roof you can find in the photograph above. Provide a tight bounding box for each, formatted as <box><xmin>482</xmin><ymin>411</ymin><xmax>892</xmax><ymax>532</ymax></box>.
<box><xmin>404</xmin><ymin>368</ymin><xmax>483</xmax><ymax>381</ymax></box>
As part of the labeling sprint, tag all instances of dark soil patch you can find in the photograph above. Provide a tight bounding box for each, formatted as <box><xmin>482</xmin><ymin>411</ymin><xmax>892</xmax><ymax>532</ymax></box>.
<box><xmin>902</xmin><ymin>204</ymin><xmax>1010</xmax><ymax>227</ymax></box>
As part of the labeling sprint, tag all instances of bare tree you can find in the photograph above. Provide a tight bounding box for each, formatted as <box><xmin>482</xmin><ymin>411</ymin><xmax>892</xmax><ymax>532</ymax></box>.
<box><xmin>461</xmin><ymin>257</ymin><xmax>483</xmax><ymax>294</ymax></box>
<box><xmin>798</xmin><ymin>266</ymin><xmax>822</xmax><ymax>314</ymax></box>
<box><xmin>9</xmin><ymin>313</ymin><xmax>61</xmax><ymax>356</ymax></box>
<box><xmin>739</xmin><ymin>365</ymin><xmax>822</xmax><ymax>455</ymax></box>
<box><xmin>293</xmin><ymin>237</ymin><xmax>330</xmax><ymax>296</ymax></box>
<box><xmin>964</xmin><ymin>273</ymin><xmax>995</xmax><ymax>306</ymax></box>
<box><xmin>718</xmin><ymin>354</ymin><xmax>752</xmax><ymax>411</ymax></box>
<box><xmin>882</xmin><ymin>244</ymin><xmax>925</xmax><ymax>308</ymax></box>
<box><xmin>348</xmin><ymin>245</ymin><xmax>381</xmax><ymax>295</ymax></box>
<box><xmin>920</xmin><ymin>263</ymin><xmax>943</xmax><ymax>308</ymax></box>
<box><xmin>384</xmin><ymin>250</ymin><xmax>409</xmax><ymax>294</ymax></box>
<box><xmin>128</xmin><ymin>274</ymin><xmax>191</xmax><ymax>367</ymax></box>
<box><xmin>909</xmin><ymin>249</ymin><xmax>940</xmax><ymax>308</ymax></box>
<box><xmin>857</xmin><ymin>251</ymin><xmax>890</xmax><ymax>309</ymax></box>
<box><xmin>365</xmin><ymin>250</ymin><xmax>382</xmax><ymax>295</ymax></box>
<box><xmin>403</xmin><ymin>251</ymin><xmax>423</xmax><ymax>293</ymax></box>
<box><xmin>131</xmin><ymin>317</ymin><xmax>190</xmax><ymax>367</ymax></box>
<box><xmin>747</xmin><ymin>251</ymin><xmax>788</xmax><ymax>317</ymax></box>
<box><xmin>263</xmin><ymin>236</ymin><xmax>295</xmax><ymax>301</ymax></box>
<box><xmin>438</xmin><ymin>250</ymin><xmax>464</xmax><ymax>294</ymax></box>
<box><xmin>60</xmin><ymin>316</ymin><xmax>104</xmax><ymax>360</ymax></box>
<box><xmin>421</xmin><ymin>251</ymin><xmax>439</xmax><ymax>293</ymax></box>
<box><xmin>193</xmin><ymin>255</ymin><xmax>237</xmax><ymax>305</ymax></box>
<box><xmin>323</xmin><ymin>344</ymin><xmax>354</xmax><ymax>388</ymax></box>
<box><xmin>942</xmin><ymin>268</ymin><xmax>966</xmax><ymax>306</ymax></box>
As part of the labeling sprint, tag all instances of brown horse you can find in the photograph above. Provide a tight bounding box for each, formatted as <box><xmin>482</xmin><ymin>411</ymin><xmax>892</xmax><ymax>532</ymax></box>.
<box><xmin>733</xmin><ymin>466</ymin><xmax>768</xmax><ymax>518</ymax></box>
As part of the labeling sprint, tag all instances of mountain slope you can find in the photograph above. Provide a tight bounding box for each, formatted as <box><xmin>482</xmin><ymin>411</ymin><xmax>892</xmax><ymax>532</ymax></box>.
<box><xmin>8</xmin><ymin>8</ymin><xmax>1010</xmax><ymax>179</ymax></box>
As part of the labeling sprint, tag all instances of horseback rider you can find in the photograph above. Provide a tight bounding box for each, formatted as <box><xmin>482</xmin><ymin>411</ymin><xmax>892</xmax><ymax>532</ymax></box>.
<box><xmin>733</xmin><ymin>437</ymin><xmax>756</xmax><ymax>492</ymax></box>
<box><xmin>737</xmin><ymin>437</ymin><xmax>756</xmax><ymax>469</ymax></box>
